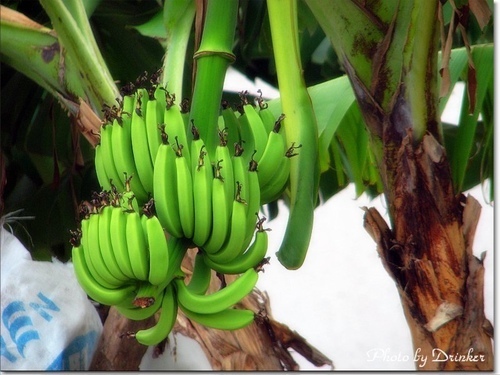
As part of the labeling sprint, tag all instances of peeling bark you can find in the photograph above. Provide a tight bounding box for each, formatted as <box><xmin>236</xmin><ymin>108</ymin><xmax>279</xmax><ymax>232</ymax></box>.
<box><xmin>362</xmin><ymin>133</ymin><xmax>493</xmax><ymax>370</ymax></box>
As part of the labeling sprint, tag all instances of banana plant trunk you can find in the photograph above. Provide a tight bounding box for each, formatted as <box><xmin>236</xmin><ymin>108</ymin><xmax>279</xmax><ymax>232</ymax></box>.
<box><xmin>306</xmin><ymin>0</ymin><xmax>494</xmax><ymax>370</ymax></box>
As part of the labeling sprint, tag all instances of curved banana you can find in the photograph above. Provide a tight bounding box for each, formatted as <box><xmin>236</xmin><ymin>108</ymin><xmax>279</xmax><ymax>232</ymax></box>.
<box><xmin>206</xmin><ymin>196</ymin><xmax>247</xmax><ymax>264</ymax></box>
<box><xmin>110</xmin><ymin>115</ymin><xmax>149</xmax><ymax>203</ymax></box>
<box><xmin>256</xmin><ymin>115</ymin><xmax>287</xmax><ymax>188</ymax></box>
<box><xmin>239</xmin><ymin>98</ymin><xmax>268</xmax><ymax>162</ymax></box>
<box><xmin>134</xmin><ymin>284</ymin><xmax>178</xmax><ymax>346</ymax></box>
<box><xmin>179</xmin><ymin>305</ymin><xmax>254</xmax><ymax>330</ymax></box>
<box><xmin>215</xmin><ymin>130</ymin><xmax>235</xmax><ymax>210</ymax></box>
<box><xmin>259</xmin><ymin>156</ymin><xmax>290</xmax><ymax>205</ymax></box>
<box><xmin>164</xmin><ymin>93</ymin><xmax>190</xmax><ymax>164</ymax></box>
<box><xmin>165</xmin><ymin>236</ymin><xmax>188</xmax><ymax>282</ymax></box>
<box><xmin>109</xmin><ymin>204</ymin><xmax>136</xmax><ymax>279</ymax></box>
<box><xmin>203</xmin><ymin>220</ymin><xmax>269</xmax><ymax>275</ymax></box>
<box><xmin>98</xmin><ymin>205</ymin><xmax>129</xmax><ymax>282</ymax></box>
<box><xmin>174</xmin><ymin>268</ymin><xmax>258</xmax><ymax>314</ymax></box>
<box><xmin>144</xmin><ymin>206</ymin><xmax>170</xmax><ymax>286</ymax></box>
<box><xmin>80</xmin><ymin>216</ymin><xmax>121</xmax><ymax>289</ymax></box>
<box><xmin>116</xmin><ymin>287</ymin><xmax>164</xmax><ymax>321</ymax></box>
<box><xmin>187</xmin><ymin>252</ymin><xmax>212</xmax><ymax>295</ymax></box>
<box><xmin>94</xmin><ymin>144</ymin><xmax>111</xmax><ymax>191</ymax></box>
<box><xmin>256</xmin><ymin>91</ymin><xmax>276</xmax><ymax>134</ymax></box>
<box><xmin>72</xmin><ymin>245</ymin><xmax>135</xmax><ymax>306</ymax></box>
<box><xmin>87</xmin><ymin>210</ymin><xmax>125</xmax><ymax>287</ymax></box>
<box><xmin>175</xmin><ymin>142</ymin><xmax>194</xmax><ymax>239</ymax></box>
<box><xmin>145</xmin><ymin>98</ymin><xmax>162</xmax><ymax>166</ymax></box>
<box><xmin>122</xmin><ymin>94</ymin><xmax>135</xmax><ymax>117</ymax></box>
<box><xmin>99</xmin><ymin>124</ymin><xmax>125</xmax><ymax>191</ymax></box>
<box><xmin>201</xmin><ymin>168</ymin><xmax>229</xmax><ymax>254</ymax></box>
<box><xmin>131</xmin><ymin>92</ymin><xmax>154</xmax><ymax>194</ymax></box>
<box><xmin>232</xmin><ymin>143</ymin><xmax>249</xmax><ymax>205</ymax></box>
<box><xmin>221</xmin><ymin>101</ymin><xmax>241</xmax><ymax>152</ymax></box>
<box><xmin>153</xmin><ymin>131</ymin><xmax>183</xmax><ymax>238</ymax></box>
<box><xmin>242</xmin><ymin>155</ymin><xmax>261</xmax><ymax>252</ymax></box>
<box><xmin>125</xmin><ymin>210</ymin><xmax>150</xmax><ymax>281</ymax></box>
<box><xmin>190</xmin><ymin>125</ymin><xmax>213</xmax><ymax>246</ymax></box>
<box><xmin>260</xmin><ymin>142</ymin><xmax>299</xmax><ymax>204</ymax></box>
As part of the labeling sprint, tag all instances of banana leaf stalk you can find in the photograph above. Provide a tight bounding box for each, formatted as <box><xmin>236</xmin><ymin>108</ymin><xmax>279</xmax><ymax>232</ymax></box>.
<box><xmin>161</xmin><ymin>0</ymin><xmax>196</xmax><ymax>98</ymax></box>
<box><xmin>188</xmin><ymin>0</ymin><xmax>239</xmax><ymax>159</ymax></box>
<box><xmin>39</xmin><ymin>0</ymin><xmax>119</xmax><ymax>112</ymax></box>
<box><xmin>266</xmin><ymin>0</ymin><xmax>319</xmax><ymax>269</ymax></box>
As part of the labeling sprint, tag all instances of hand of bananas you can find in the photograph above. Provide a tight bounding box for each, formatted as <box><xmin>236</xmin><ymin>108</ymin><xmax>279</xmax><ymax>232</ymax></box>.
<box><xmin>71</xmin><ymin>73</ymin><xmax>299</xmax><ymax>346</ymax></box>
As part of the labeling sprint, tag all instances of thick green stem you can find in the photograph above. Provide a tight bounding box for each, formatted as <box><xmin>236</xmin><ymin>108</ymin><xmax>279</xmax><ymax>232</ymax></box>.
<box><xmin>40</xmin><ymin>0</ymin><xmax>119</xmax><ymax>111</ymax></box>
<box><xmin>267</xmin><ymin>0</ymin><xmax>319</xmax><ymax>269</ymax></box>
<box><xmin>161</xmin><ymin>0</ymin><xmax>196</xmax><ymax>98</ymax></box>
<box><xmin>188</xmin><ymin>0</ymin><xmax>238</xmax><ymax>158</ymax></box>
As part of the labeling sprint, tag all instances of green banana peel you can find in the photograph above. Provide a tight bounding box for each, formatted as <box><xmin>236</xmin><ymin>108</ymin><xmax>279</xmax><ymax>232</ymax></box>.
<box><xmin>267</xmin><ymin>0</ymin><xmax>319</xmax><ymax>269</ymax></box>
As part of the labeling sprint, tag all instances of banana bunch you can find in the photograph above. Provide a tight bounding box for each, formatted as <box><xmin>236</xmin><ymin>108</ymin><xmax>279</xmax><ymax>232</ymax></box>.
<box><xmin>70</xmin><ymin>187</ymin><xmax>188</xmax><ymax>345</ymax></box>
<box><xmin>77</xmin><ymin>72</ymin><xmax>303</xmax><ymax>344</ymax></box>
<box><xmin>94</xmin><ymin>71</ymin><xmax>189</xmax><ymax>206</ymax></box>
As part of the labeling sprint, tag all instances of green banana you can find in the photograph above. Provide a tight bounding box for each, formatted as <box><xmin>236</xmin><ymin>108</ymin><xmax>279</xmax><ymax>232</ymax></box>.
<box><xmin>109</xmin><ymin>204</ymin><xmax>136</xmax><ymax>279</ymax></box>
<box><xmin>203</xmin><ymin>219</ymin><xmax>269</xmax><ymax>274</ymax></box>
<box><xmin>72</xmin><ymin>245</ymin><xmax>135</xmax><ymax>306</ymax></box>
<box><xmin>201</xmin><ymin>165</ymin><xmax>230</xmax><ymax>254</ymax></box>
<box><xmin>86</xmin><ymin>209</ymin><xmax>126</xmax><ymax>287</ymax></box>
<box><xmin>134</xmin><ymin>284</ymin><xmax>178</xmax><ymax>346</ymax></box>
<box><xmin>99</xmin><ymin>124</ymin><xmax>125</xmax><ymax>191</ymax></box>
<box><xmin>145</xmin><ymin>97</ymin><xmax>162</xmax><ymax>166</ymax></box>
<box><xmin>175</xmin><ymin>139</ymin><xmax>195</xmax><ymax>239</ymax></box>
<box><xmin>97</xmin><ymin>205</ymin><xmax>130</xmax><ymax>282</ymax></box>
<box><xmin>221</xmin><ymin>101</ymin><xmax>241</xmax><ymax>151</ymax></box>
<box><xmin>242</xmin><ymin>154</ymin><xmax>261</xmax><ymax>252</ymax></box>
<box><xmin>94</xmin><ymin>144</ymin><xmax>111</xmax><ymax>191</ymax></box>
<box><xmin>165</xmin><ymin>236</ymin><xmax>188</xmax><ymax>282</ymax></box>
<box><xmin>238</xmin><ymin>95</ymin><xmax>268</xmax><ymax>162</ymax></box>
<box><xmin>125</xmin><ymin>210</ymin><xmax>150</xmax><ymax>281</ymax></box>
<box><xmin>206</xmin><ymin>195</ymin><xmax>248</xmax><ymax>264</ymax></box>
<box><xmin>187</xmin><ymin>251</ymin><xmax>212</xmax><ymax>295</ymax></box>
<box><xmin>164</xmin><ymin>92</ymin><xmax>191</xmax><ymax>164</ymax></box>
<box><xmin>131</xmin><ymin>92</ymin><xmax>154</xmax><ymax>194</ymax></box>
<box><xmin>116</xmin><ymin>287</ymin><xmax>164</xmax><ymax>321</ymax></box>
<box><xmin>110</xmin><ymin>115</ymin><xmax>149</xmax><ymax>203</ymax></box>
<box><xmin>143</xmin><ymin>202</ymin><xmax>170</xmax><ymax>286</ymax></box>
<box><xmin>259</xmin><ymin>143</ymin><xmax>299</xmax><ymax>205</ymax></box>
<box><xmin>256</xmin><ymin>114</ymin><xmax>287</xmax><ymax>188</ymax></box>
<box><xmin>190</xmin><ymin>124</ymin><xmax>213</xmax><ymax>246</ymax></box>
<box><xmin>153</xmin><ymin>130</ymin><xmax>184</xmax><ymax>238</ymax></box>
<box><xmin>122</xmin><ymin>94</ymin><xmax>135</xmax><ymax>116</ymax></box>
<box><xmin>232</xmin><ymin>143</ymin><xmax>249</xmax><ymax>205</ymax></box>
<box><xmin>215</xmin><ymin>129</ymin><xmax>235</xmax><ymax>213</ymax></box>
<box><xmin>80</xmin><ymin>215</ymin><xmax>122</xmax><ymax>289</ymax></box>
<box><xmin>267</xmin><ymin>0</ymin><xmax>320</xmax><ymax>269</ymax></box>
<box><xmin>174</xmin><ymin>268</ymin><xmax>258</xmax><ymax>314</ymax></box>
<box><xmin>256</xmin><ymin>91</ymin><xmax>277</xmax><ymax>134</ymax></box>
<box><xmin>179</xmin><ymin>305</ymin><xmax>254</xmax><ymax>331</ymax></box>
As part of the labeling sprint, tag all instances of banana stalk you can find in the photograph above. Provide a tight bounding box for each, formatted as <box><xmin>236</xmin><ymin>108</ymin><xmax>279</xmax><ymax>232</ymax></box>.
<box><xmin>267</xmin><ymin>0</ymin><xmax>319</xmax><ymax>269</ymax></box>
<box><xmin>161</xmin><ymin>0</ymin><xmax>196</xmax><ymax>97</ymax></box>
<box><xmin>188</xmin><ymin>0</ymin><xmax>238</xmax><ymax>159</ymax></box>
